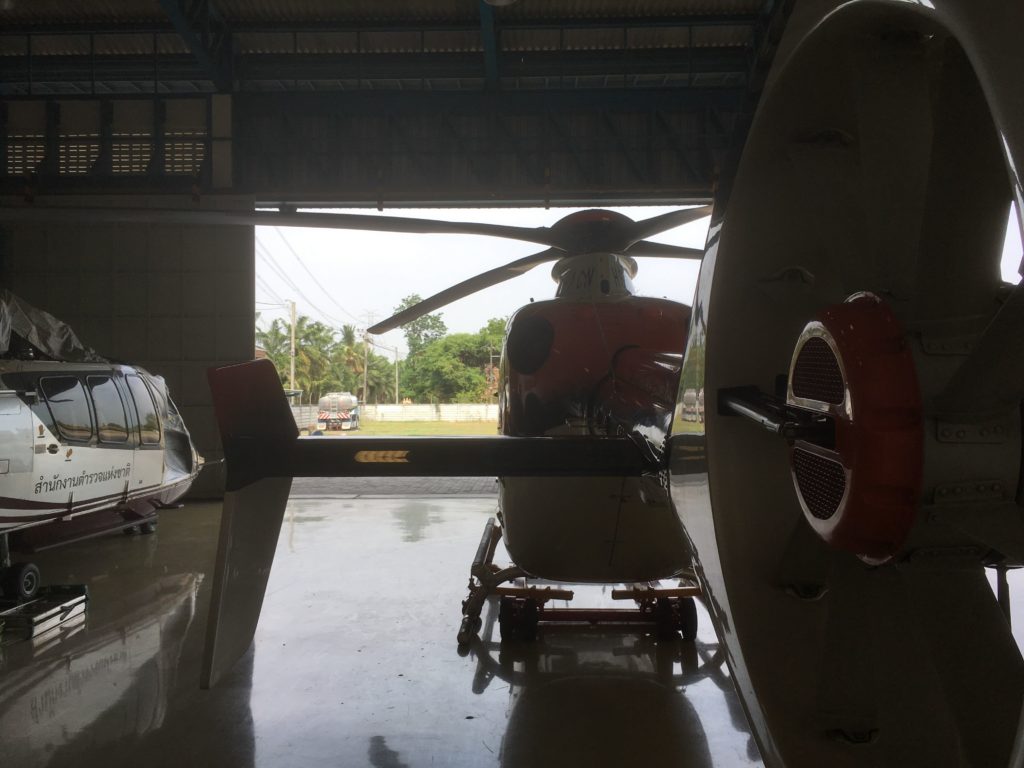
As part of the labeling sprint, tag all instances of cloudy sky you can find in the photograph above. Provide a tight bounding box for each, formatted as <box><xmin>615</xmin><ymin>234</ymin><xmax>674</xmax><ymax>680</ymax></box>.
<box><xmin>255</xmin><ymin>203</ymin><xmax>1022</xmax><ymax>359</ymax></box>
<box><xmin>254</xmin><ymin>205</ymin><xmax>709</xmax><ymax>357</ymax></box>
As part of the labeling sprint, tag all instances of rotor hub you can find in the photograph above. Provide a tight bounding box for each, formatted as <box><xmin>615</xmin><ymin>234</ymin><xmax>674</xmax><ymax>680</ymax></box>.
<box><xmin>551</xmin><ymin>253</ymin><xmax>637</xmax><ymax>300</ymax></box>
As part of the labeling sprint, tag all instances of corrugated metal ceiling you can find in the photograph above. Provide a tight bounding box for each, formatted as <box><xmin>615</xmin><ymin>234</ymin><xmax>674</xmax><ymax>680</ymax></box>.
<box><xmin>0</xmin><ymin>0</ymin><xmax>767</xmax><ymax>95</ymax></box>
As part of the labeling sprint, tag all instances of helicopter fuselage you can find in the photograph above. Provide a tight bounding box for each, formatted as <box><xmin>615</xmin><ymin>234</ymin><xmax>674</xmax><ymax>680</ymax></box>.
<box><xmin>0</xmin><ymin>360</ymin><xmax>202</xmax><ymax>537</ymax></box>
<box><xmin>497</xmin><ymin>282</ymin><xmax>692</xmax><ymax>582</ymax></box>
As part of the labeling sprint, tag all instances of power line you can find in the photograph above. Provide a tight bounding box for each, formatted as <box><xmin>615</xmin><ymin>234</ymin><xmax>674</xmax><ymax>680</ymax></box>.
<box><xmin>255</xmin><ymin>242</ymin><xmax>351</xmax><ymax>329</ymax></box>
<box><xmin>272</xmin><ymin>227</ymin><xmax>364</xmax><ymax>324</ymax></box>
<box><xmin>255</xmin><ymin>274</ymin><xmax>286</xmax><ymax>305</ymax></box>
<box><xmin>256</xmin><ymin>241</ymin><xmax>348</xmax><ymax>328</ymax></box>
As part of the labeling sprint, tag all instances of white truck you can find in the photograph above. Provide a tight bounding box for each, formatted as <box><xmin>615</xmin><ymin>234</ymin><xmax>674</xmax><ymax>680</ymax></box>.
<box><xmin>316</xmin><ymin>392</ymin><xmax>359</xmax><ymax>431</ymax></box>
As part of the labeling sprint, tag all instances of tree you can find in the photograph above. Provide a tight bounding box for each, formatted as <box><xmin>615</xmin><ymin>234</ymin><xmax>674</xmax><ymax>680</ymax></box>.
<box><xmin>255</xmin><ymin>318</ymin><xmax>291</xmax><ymax>379</ymax></box>
<box><xmin>400</xmin><ymin>318</ymin><xmax>508</xmax><ymax>402</ymax></box>
<box><xmin>366</xmin><ymin>351</ymin><xmax>396</xmax><ymax>403</ymax></box>
<box><xmin>293</xmin><ymin>317</ymin><xmax>337</xmax><ymax>403</ymax></box>
<box><xmin>395</xmin><ymin>294</ymin><xmax>447</xmax><ymax>355</ymax></box>
<box><xmin>330</xmin><ymin>324</ymin><xmax>363</xmax><ymax>393</ymax></box>
<box><xmin>254</xmin><ymin>314</ymin><xmax>407</xmax><ymax>404</ymax></box>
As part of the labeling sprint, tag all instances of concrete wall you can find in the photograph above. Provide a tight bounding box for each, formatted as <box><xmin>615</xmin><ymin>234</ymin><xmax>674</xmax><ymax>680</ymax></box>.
<box><xmin>0</xmin><ymin>202</ymin><xmax>254</xmax><ymax>496</ymax></box>
<box><xmin>365</xmin><ymin>404</ymin><xmax>498</xmax><ymax>422</ymax></box>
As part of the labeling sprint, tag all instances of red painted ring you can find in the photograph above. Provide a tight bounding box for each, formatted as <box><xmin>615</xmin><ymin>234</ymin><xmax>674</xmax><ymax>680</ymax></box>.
<box><xmin>787</xmin><ymin>293</ymin><xmax>923</xmax><ymax>563</ymax></box>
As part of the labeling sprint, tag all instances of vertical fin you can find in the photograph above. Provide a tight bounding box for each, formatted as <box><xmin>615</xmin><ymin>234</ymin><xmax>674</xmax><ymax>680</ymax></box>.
<box><xmin>201</xmin><ymin>360</ymin><xmax>297</xmax><ymax>688</ymax></box>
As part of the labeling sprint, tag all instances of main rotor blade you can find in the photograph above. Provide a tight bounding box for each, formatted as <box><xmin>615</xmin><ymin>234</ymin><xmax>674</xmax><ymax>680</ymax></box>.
<box><xmin>0</xmin><ymin>205</ymin><xmax>562</xmax><ymax>247</ymax></box>
<box><xmin>625</xmin><ymin>205</ymin><xmax>712</xmax><ymax>245</ymax></box>
<box><xmin>625</xmin><ymin>241</ymin><xmax>705</xmax><ymax>259</ymax></box>
<box><xmin>367</xmin><ymin>247</ymin><xmax>561</xmax><ymax>334</ymax></box>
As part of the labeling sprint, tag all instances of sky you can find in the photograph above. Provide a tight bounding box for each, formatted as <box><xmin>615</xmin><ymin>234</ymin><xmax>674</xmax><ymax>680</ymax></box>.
<box><xmin>255</xmin><ymin>203</ymin><xmax>1023</xmax><ymax>360</ymax></box>
<box><xmin>254</xmin><ymin>206</ymin><xmax>709</xmax><ymax>358</ymax></box>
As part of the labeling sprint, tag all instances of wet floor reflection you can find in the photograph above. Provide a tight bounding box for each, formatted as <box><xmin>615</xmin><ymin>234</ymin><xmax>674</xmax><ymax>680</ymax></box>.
<box><xmin>0</xmin><ymin>498</ymin><xmax>762</xmax><ymax>767</ymax></box>
<box><xmin>465</xmin><ymin>598</ymin><xmax>760</xmax><ymax>768</ymax></box>
<box><xmin>0</xmin><ymin>574</ymin><xmax>201</xmax><ymax>765</ymax></box>
<box><xmin>389</xmin><ymin>499</ymin><xmax>445</xmax><ymax>543</ymax></box>
<box><xmin>369</xmin><ymin>735</ymin><xmax>411</xmax><ymax>768</ymax></box>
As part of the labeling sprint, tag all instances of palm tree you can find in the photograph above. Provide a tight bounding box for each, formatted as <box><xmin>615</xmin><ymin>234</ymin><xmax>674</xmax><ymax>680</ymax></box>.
<box><xmin>366</xmin><ymin>353</ymin><xmax>395</xmax><ymax>403</ymax></box>
<box><xmin>292</xmin><ymin>317</ymin><xmax>337</xmax><ymax>403</ymax></box>
<box><xmin>256</xmin><ymin>318</ymin><xmax>291</xmax><ymax>381</ymax></box>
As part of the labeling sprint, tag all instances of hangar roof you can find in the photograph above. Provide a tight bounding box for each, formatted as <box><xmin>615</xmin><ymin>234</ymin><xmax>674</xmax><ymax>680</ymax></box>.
<box><xmin>0</xmin><ymin>1</ymin><xmax>788</xmax><ymax>204</ymax></box>
<box><xmin>0</xmin><ymin>0</ymin><xmax>769</xmax><ymax>95</ymax></box>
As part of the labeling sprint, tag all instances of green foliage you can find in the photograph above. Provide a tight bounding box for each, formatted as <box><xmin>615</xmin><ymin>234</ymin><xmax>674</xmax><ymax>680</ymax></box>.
<box><xmin>395</xmin><ymin>294</ymin><xmax>448</xmax><ymax>354</ymax></box>
<box><xmin>255</xmin><ymin>316</ymin><xmax>396</xmax><ymax>404</ymax></box>
<box><xmin>255</xmin><ymin>318</ymin><xmax>290</xmax><ymax>376</ymax></box>
<box><xmin>256</xmin><ymin>309</ymin><xmax>508</xmax><ymax>405</ymax></box>
<box><xmin>400</xmin><ymin>319</ymin><xmax>506</xmax><ymax>403</ymax></box>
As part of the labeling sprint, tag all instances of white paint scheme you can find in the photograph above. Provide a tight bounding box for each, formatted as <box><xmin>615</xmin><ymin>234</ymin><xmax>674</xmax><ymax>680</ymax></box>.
<box><xmin>0</xmin><ymin>361</ymin><xmax>199</xmax><ymax>534</ymax></box>
<box><xmin>552</xmin><ymin>253</ymin><xmax>637</xmax><ymax>301</ymax></box>
<box><xmin>671</xmin><ymin>2</ymin><xmax>1024</xmax><ymax>765</ymax></box>
<box><xmin>500</xmin><ymin>475</ymin><xmax>690</xmax><ymax>583</ymax></box>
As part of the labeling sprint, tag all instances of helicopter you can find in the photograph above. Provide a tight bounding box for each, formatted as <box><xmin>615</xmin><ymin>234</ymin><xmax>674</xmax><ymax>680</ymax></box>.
<box><xmin>199</xmin><ymin>202</ymin><xmax>712</xmax><ymax>683</ymax></box>
<box><xmin>0</xmin><ymin>292</ymin><xmax>204</xmax><ymax>600</ymax></box>
<box><xmin>1</xmin><ymin>1</ymin><xmax>1021</xmax><ymax>765</ymax></box>
<box><xmin>198</xmin><ymin>2</ymin><xmax>1024</xmax><ymax>764</ymax></box>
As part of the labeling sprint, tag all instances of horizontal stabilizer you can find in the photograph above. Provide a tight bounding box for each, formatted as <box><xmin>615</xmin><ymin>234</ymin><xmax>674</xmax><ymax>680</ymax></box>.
<box><xmin>286</xmin><ymin>434</ymin><xmax>659</xmax><ymax>477</ymax></box>
<box><xmin>208</xmin><ymin>360</ymin><xmax>664</xmax><ymax>491</ymax></box>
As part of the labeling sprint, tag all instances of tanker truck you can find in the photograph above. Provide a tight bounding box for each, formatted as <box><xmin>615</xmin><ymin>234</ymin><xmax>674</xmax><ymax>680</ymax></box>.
<box><xmin>316</xmin><ymin>391</ymin><xmax>360</xmax><ymax>431</ymax></box>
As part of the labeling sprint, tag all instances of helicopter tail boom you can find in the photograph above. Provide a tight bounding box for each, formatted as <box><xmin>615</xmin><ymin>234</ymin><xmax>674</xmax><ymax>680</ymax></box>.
<box><xmin>201</xmin><ymin>359</ymin><xmax>664</xmax><ymax>687</ymax></box>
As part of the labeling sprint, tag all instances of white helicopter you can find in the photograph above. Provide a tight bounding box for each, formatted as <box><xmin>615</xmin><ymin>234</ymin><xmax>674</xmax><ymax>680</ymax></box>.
<box><xmin>0</xmin><ymin>291</ymin><xmax>203</xmax><ymax>600</ymax></box>
<box><xmin>2</xmin><ymin>1</ymin><xmax>1021</xmax><ymax>765</ymax></box>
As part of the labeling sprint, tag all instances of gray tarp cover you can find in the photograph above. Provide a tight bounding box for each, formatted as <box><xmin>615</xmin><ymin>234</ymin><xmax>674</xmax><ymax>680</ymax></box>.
<box><xmin>0</xmin><ymin>290</ymin><xmax>107</xmax><ymax>362</ymax></box>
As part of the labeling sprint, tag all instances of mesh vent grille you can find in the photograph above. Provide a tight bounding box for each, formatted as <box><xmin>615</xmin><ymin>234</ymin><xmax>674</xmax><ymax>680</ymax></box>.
<box><xmin>792</xmin><ymin>447</ymin><xmax>846</xmax><ymax>520</ymax></box>
<box><xmin>792</xmin><ymin>337</ymin><xmax>845</xmax><ymax>405</ymax></box>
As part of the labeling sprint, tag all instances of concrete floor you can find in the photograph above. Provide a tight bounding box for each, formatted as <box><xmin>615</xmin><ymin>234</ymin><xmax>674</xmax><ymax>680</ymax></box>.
<box><xmin>0</xmin><ymin>483</ymin><xmax>764</xmax><ymax>768</ymax></box>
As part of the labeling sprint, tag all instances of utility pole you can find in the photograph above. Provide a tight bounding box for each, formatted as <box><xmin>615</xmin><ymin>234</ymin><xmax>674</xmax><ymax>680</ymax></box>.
<box><xmin>362</xmin><ymin>329</ymin><xmax>370</xmax><ymax>404</ymax></box>
<box><xmin>288</xmin><ymin>299</ymin><xmax>297</xmax><ymax>394</ymax></box>
<box><xmin>362</xmin><ymin>312</ymin><xmax>376</xmax><ymax>404</ymax></box>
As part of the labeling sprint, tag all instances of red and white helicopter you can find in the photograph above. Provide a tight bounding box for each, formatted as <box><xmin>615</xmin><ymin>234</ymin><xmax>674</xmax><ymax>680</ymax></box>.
<box><xmin>3</xmin><ymin>1</ymin><xmax>1022</xmax><ymax>765</ymax></box>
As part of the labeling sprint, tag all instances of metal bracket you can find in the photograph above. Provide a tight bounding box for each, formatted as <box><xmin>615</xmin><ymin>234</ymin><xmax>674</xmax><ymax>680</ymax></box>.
<box><xmin>718</xmin><ymin>385</ymin><xmax>834</xmax><ymax>445</ymax></box>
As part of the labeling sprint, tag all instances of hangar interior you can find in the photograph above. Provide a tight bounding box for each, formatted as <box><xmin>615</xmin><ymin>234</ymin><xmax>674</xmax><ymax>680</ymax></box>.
<box><xmin>0</xmin><ymin>0</ymin><xmax>787</xmax><ymax>494</ymax></box>
<box><xmin>13</xmin><ymin>1</ymin><xmax>1022</xmax><ymax>767</ymax></box>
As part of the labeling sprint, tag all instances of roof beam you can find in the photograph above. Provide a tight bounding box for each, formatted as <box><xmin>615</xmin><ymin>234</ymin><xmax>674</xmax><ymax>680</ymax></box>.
<box><xmin>0</xmin><ymin>15</ymin><xmax>759</xmax><ymax>37</ymax></box>
<box><xmin>478</xmin><ymin>0</ymin><xmax>500</xmax><ymax>90</ymax></box>
<box><xmin>156</xmin><ymin>0</ymin><xmax>231</xmax><ymax>91</ymax></box>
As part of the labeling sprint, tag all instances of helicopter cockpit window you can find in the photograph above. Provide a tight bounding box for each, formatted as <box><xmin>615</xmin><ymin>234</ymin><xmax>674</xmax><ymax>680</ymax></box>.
<box><xmin>126</xmin><ymin>374</ymin><xmax>161</xmax><ymax>445</ymax></box>
<box><xmin>87</xmin><ymin>376</ymin><xmax>129</xmax><ymax>443</ymax></box>
<box><xmin>40</xmin><ymin>376</ymin><xmax>93</xmax><ymax>442</ymax></box>
<box><xmin>143</xmin><ymin>374</ymin><xmax>185</xmax><ymax>431</ymax></box>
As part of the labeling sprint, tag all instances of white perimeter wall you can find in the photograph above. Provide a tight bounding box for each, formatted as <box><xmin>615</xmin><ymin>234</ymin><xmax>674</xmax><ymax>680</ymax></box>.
<box><xmin>291</xmin><ymin>403</ymin><xmax>498</xmax><ymax>426</ymax></box>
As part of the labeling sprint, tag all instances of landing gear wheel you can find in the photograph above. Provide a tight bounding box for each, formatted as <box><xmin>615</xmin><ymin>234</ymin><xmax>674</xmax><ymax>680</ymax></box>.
<box><xmin>498</xmin><ymin>596</ymin><xmax>539</xmax><ymax>641</ymax></box>
<box><xmin>457</xmin><ymin>615</ymin><xmax>481</xmax><ymax>646</ymax></box>
<box><xmin>655</xmin><ymin>597</ymin><xmax>679</xmax><ymax>640</ymax></box>
<box><xmin>655</xmin><ymin>597</ymin><xmax>698</xmax><ymax>641</ymax></box>
<box><xmin>679</xmin><ymin>597</ymin><xmax>698</xmax><ymax>641</ymax></box>
<box><xmin>138</xmin><ymin>521</ymin><xmax>157</xmax><ymax>535</ymax></box>
<box><xmin>4</xmin><ymin>562</ymin><xmax>40</xmax><ymax>601</ymax></box>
